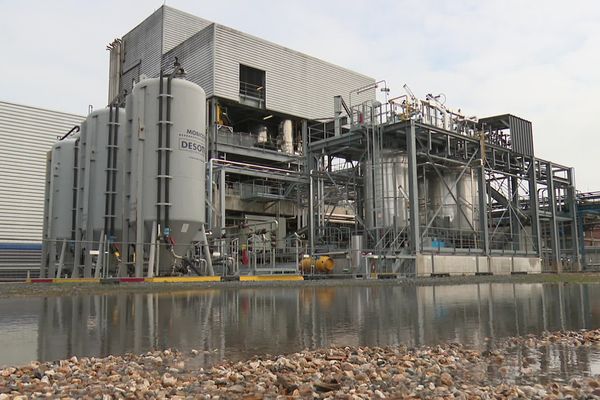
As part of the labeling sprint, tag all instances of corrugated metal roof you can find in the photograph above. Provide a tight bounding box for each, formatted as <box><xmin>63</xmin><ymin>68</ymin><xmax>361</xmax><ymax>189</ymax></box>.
<box><xmin>0</xmin><ymin>101</ymin><xmax>83</xmax><ymax>242</ymax></box>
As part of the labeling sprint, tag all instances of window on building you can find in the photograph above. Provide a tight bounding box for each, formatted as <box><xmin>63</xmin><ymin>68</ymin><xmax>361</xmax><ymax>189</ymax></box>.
<box><xmin>239</xmin><ymin>64</ymin><xmax>265</xmax><ymax>108</ymax></box>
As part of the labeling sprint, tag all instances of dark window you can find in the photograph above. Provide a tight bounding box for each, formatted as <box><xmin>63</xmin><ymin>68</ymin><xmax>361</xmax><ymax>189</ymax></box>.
<box><xmin>239</xmin><ymin>64</ymin><xmax>265</xmax><ymax>108</ymax></box>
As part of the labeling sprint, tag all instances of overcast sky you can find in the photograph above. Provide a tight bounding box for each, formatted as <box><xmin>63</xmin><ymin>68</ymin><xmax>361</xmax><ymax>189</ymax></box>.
<box><xmin>1</xmin><ymin>0</ymin><xmax>599</xmax><ymax>190</ymax></box>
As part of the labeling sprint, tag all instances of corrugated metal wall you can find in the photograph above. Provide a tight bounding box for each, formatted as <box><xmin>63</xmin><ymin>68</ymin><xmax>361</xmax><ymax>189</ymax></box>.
<box><xmin>162</xmin><ymin>25</ymin><xmax>215</xmax><ymax>97</ymax></box>
<box><xmin>162</xmin><ymin>6</ymin><xmax>213</xmax><ymax>54</ymax></box>
<box><xmin>120</xmin><ymin>6</ymin><xmax>376</xmax><ymax>120</ymax></box>
<box><xmin>120</xmin><ymin>7</ymin><xmax>164</xmax><ymax>95</ymax></box>
<box><xmin>213</xmin><ymin>24</ymin><xmax>375</xmax><ymax>119</ymax></box>
<box><xmin>0</xmin><ymin>102</ymin><xmax>83</xmax><ymax>242</ymax></box>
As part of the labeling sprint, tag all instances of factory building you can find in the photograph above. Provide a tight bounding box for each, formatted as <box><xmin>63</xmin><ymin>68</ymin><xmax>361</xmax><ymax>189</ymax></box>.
<box><xmin>36</xmin><ymin>6</ymin><xmax>581</xmax><ymax>278</ymax></box>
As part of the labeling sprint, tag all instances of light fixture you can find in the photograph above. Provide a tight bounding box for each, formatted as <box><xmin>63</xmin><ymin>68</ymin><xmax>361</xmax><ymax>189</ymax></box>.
<box><xmin>263</xmin><ymin>114</ymin><xmax>273</xmax><ymax>120</ymax></box>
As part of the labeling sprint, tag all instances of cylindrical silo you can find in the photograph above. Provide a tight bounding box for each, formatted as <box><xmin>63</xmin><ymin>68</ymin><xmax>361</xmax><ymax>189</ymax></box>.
<box><xmin>44</xmin><ymin>137</ymin><xmax>78</xmax><ymax>277</ymax></box>
<box><xmin>129</xmin><ymin>75</ymin><xmax>206</xmax><ymax>276</ymax></box>
<box><xmin>85</xmin><ymin>107</ymin><xmax>127</xmax><ymax>275</ymax></box>
<box><xmin>428</xmin><ymin>168</ymin><xmax>477</xmax><ymax>232</ymax></box>
<box><xmin>75</xmin><ymin>107</ymin><xmax>126</xmax><ymax>278</ymax></box>
<box><xmin>364</xmin><ymin>150</ymin><xmax>409</xmax><ymax>230</ymax></box>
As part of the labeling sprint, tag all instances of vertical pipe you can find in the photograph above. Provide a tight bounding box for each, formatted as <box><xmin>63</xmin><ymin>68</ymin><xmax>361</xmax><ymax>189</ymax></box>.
<box><xmin>220</xmin><ymin>169</ymin><xmax>226</xmax><ymax>234</ymax></box>
<box><xmin>478</xmin><ymin>158</ymin><xmax>489</xmax><ymax>255</ymax></box>
<box><xmin>165</xmin><ymin>72</ymin><xmax>176</xmax><ymax>229</ymax></box>
<box><xmin>83</xmin><ymin>118</ymin><xmax>95</xmax><ymax>278</ymax></box>
<box><xmin>95</xmin><ymin>230</ymin><xmax>105</xmax><ymax>279</ymax></box>
<box><xmin>309</xmin><ymin>170</ymin><xmax>315</xmax><ymax>256</ymax></box>
<box><xmin>134</xmin><ymin>88</ymin><xmax>146</xmax><ymax>278</ymax></box>
<box><xmin>110</xmin><ymin>106</ymin><xmax>120</xmax><ymax>236</ymax></box>
<box><xmin>104</xmin><ymin>105</ymin><xmax>114</xmax><ymax>236</ymax></box>
<box><xmin>157</xmin><ymin>71</ymin><xmax>164</xmax><ymax>232</ymax></box>
<box><xmin>147</xmin><ymin>221</ymin><xmax>156</xmax><ymax>278</ymax></box>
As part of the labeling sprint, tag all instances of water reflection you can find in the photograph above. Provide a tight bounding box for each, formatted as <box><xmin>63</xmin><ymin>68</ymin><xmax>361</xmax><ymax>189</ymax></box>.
<box><xmin>1</xmin><ymin>283</ymin><xmax>599</xmax><ymax>369</ymax></box>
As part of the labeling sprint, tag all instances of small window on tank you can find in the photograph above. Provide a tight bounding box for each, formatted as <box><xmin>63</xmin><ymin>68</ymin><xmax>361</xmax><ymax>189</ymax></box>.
<box><xmin>239</xmin><ymin>64</ymin><xmax>265</xmax><ymax>109</ymax></box>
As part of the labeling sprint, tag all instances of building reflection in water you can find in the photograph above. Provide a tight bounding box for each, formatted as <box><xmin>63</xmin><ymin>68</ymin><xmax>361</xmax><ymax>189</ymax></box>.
<box><xmin>25</xmin><ymin>283</ymin><xmax>600</xmax><ymax>374</ymax></box>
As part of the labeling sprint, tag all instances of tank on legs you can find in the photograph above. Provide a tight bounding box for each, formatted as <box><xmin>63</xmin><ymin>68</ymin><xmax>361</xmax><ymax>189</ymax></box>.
<box><xmin>44</xmin><ymin>137</ymin><xmax>79</xmax><ymax>277</ymax></box>
<box><xmin>80</xmin><ymin>107</ymin><xmax>127</xmax><ymax>246</ymax></box>
<box><xmin>128</xmin><ymin>75</ymin><xmax>207</xmax><ymax>275</ymax></box>
<box><xmin>364</xmin><ymin>150</ymin><xmax>410</xmax><ymax>230</ymax></box>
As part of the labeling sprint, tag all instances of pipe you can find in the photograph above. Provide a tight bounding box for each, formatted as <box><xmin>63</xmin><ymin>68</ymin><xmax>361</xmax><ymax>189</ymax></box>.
<box><xmin>200</xmin><ymin>225</ymin><xmax>215</xmax><ymax>276</ymax></box>
<box><xmin>59</xmin><ymin>125</ymin><xmax>80</xmax><ymax>141</ymax></box>
<box><xmin>157</xmin><ymin>69</ymin><xmax>164</xmax><ymax>232</ymax></box>
<box><xmin>164</xmin><ymin>61</ymin><xmax>184</xmax><ymax>230</ymax></box>
<box><xmin>111</xmin><ymin>106</ymin><xmax>120</xmax><ymax>236</ymax></box>
<box><xmin>104</xmin><ymin>105</ymin><xmax>114</xmax><ymax>236</ymax></box>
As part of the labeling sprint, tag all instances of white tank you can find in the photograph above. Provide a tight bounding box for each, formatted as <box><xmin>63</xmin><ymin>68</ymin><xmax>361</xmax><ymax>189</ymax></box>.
<box><xmin>280</xmin><ymin>120</ymin><xmax>294</xmax><ymax>154</ymax></box>
<box><xmin>428</xmin><ymin>168</ymin><xmax>477</xmax><ymax>231</ymax></box>
<box><xmin>48</xmin><ymin>138</ymin><xmax>78</xmax><ymax>241</ymax></box>
<box><xmin>129</xmin><ymin>76</ymin><xmax>206</xmax><ymax>274</ymax></box>
<box><xmin>82</xmin><ymin>107</ymin><xmax>127</xmax><ymax>242</ymax></box>
<box><xmin>256</xmin><ymin>125</ymin><xmax>268</xmax><ymax>144</ymax></box>
<box><xmin>364</xmin><ymin>151</ymin><xmax>409</xmax><ymax>229</ymax></box>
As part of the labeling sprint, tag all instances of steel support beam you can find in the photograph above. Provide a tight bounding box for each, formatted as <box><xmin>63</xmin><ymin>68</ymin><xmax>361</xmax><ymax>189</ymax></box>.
<box><xmin>510</xmin><ymin>176</ymin><xmax>520</xmax><ymax>251</ymax></box>
<box><xmin>546</xmin><ymin>162</ymin><xmax>562</xmax><ymax>271</ymax></box>
<box><xmin>406</xmin><ymin>122</ymin><xmax>420</xmax><ymax>253</ymax></box>
<box><xmin>528</xmin><ymin>158</ymin><xmax>542</xmax><ymax>257</ymax></box>
<box><xmin>568</xmin><ymin>168</ymin><xmax>581</xmax><ymax>271</ymax></box>
<box><xmin>477</xmin><ymin>166</ymin><xmax>489</xmax><ymax>255</ymax></box>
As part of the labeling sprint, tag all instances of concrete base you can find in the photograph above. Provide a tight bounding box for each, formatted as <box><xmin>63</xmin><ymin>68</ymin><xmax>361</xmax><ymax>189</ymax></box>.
<box><xmin>416</xmin><ymin>254</ymin><xmax>542</xmax><ymax>276</ymax></box>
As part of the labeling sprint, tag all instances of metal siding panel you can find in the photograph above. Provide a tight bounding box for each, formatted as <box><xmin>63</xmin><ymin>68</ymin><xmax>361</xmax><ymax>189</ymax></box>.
<box><xmin>120</xmin><ymin>8</ymin><xmax>163</xmax><ymax>94</ymax></box>
<box><xmin>213</xmin><ymin>25</ymin><xmax>375</xmax><ymax>120</ymax></box>
<box><xmin>0</xmin><ymin>102</ymin><xmax>83</xmax><ymax>242</ymax></box>
<box><xmin>509</xmin><ymin>114</ymin><xmax>534</xmax><ymax>156</ymax></box>
<box><xmin>162</xmin><ymin>6</ymin><xmax>213</xmax><ymax>53</ymax></box>
<box><xmin>162</xmin><ymin>25</ymin><xmax>215</xmax><ymax>97</ymax></box>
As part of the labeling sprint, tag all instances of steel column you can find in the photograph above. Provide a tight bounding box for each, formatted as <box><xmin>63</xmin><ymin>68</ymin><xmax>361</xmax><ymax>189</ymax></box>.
<box><xmin>567</xmin><ymin>168</ymin><xmax>581</xmax><ymax>271</ymax></box>
<box><xmin>528</xmin><ymin>158</ymin><xmax>542</xmax><ymax>257</ymax></box>
<box><xmin>406</xmin><ymin>122</ymin><xmax>420</xmax><ymax>253</ymax></box>
<box><xmin>546</xmin><ymin>162</ymin><xmax>562</xmax><ymax>271</ymax></box>
<box><xmin>510</xmin><ymin>176</ymin><xmax>520</xmax><ymax>252</ymax></box>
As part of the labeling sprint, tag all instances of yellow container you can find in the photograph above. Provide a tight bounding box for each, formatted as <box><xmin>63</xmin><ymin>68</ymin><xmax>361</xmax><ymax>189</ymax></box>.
<box><xmin>315</xmin><ymin>256</ymin><xmax>335</xmax><ymax>273</ymax></box>
<box><xmin>299</xmin><ymin>257</ymin><xmax>315</xmax><ymax>273</ymax></box>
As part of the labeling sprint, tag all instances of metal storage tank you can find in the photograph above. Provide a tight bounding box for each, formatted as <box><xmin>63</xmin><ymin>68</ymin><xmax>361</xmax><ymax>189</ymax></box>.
<box><xmin>43</xmin><ymin>137</ymin><xmax>78</xmax><ymax>277</ymax></box>
<box><xmin>364</xmin><ymin>150</ymin><xmax>409</xmax><ymax>230</ymax></box>
<box><xmin>129</xmin><ymin>74</ymin><xmax>207</xmax><ymax>276</ymax></box>
<box><xmin>428</xmin><ymin>168</ymin><xmax>477</xmax><ymax>231</ymax></box>
<box><xmin>78</xmin><ymin>107</ymin><xmax>126</xmax><ymax>277</ymax></box>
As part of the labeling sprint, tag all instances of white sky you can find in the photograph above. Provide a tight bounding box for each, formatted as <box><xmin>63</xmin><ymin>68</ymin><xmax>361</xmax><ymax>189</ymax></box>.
<box><xmin>1</xmin><ymin>0</ymin><xmax>599</xmax><ymax>190</ymax></box>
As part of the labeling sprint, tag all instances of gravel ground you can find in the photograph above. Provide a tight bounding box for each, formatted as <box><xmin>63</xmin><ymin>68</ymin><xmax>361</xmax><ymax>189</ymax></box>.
<box><xmin>2</xmin><ymin>329</ymin><xmax>600</xmax><ymax>399</ymax></box>
<box><xmin>2</xmin><ymin>273</ymin><xmax>600</xmax><ymax>299</ymax></box>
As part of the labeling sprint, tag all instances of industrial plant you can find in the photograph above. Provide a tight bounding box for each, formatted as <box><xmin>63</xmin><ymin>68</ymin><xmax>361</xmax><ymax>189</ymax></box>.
<box><xmin>38</xmin><ymin>6</ymin><xmax>582</xmax><ymax>279</ymax></box>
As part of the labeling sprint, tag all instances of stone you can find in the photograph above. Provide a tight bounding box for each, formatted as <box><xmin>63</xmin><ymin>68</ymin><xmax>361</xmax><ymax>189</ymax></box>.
<box><xmin>161</xmin><ymin>373</ymin><xmax>177</xmax><ymax>387</ymax></box>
